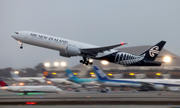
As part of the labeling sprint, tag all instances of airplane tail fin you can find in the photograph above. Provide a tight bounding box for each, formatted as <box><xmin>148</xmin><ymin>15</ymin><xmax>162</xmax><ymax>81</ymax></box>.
<box><xmin>65</xmin><ymin>69</ymin><xmax>78</xmax><ymax>80</ymax></box>
<box><xmin>10</xmin><ymin>70</ymin><xmax>19</xmax><ymax>78</ymax></box>
<box><xmin>0</xmin><ymin>78</ymin><xmax>9</xmax><ymax>87</ymax></box>
<box><xmin>42</xmin><ymin>69</ymin><xmax>54</xmax><ymax>78</ymax></box>
<box><xmin>93</xmin><ymin>66</ymin><xmax>110</xmax><ymax>80</ymax></box>
<box><xmin>140</xmin><ymin>41</ymin><xmax>166</xmax><ymax>61</ymax></box>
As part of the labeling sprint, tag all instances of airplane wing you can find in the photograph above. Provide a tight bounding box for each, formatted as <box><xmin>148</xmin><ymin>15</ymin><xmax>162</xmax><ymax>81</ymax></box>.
<box><xmin>22</xmin><ymin>89</ymin><xmax>34</xmax><ymax>92</ymax></box>
<box><xmin>142</xmin><ymin>61</ymin><xmax>164</xmax><ymax>66</ymax></box>
<box><xmin>30</xmin><ymin>79</ymin><xmax>43</xmax><ymax>83</ymax></box>
<box><xmin>137</xmin><ymin>81</ymin><xmax>156</xmax><ymax>90</ymax></box>
<box><xmin>138</xmin><ymin>81</ymin><xmax>153</xmax><ymax>86</ymax></box>
<box><xmin>144</xmin><ymin>61</ymin><xmax>164</xmax><ymax>64</ymax></box>
<box><xmin>80</xmin><ymin>42</ymin><xmax>128</xmax><ymax>56</ymax></box>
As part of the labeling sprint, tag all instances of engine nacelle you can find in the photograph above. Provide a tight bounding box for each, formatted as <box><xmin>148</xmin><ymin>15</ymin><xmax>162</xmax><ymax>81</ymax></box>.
<box><xmin>152</xmin><ymin>84</ymin><xmax>164</xmax><ymax>90</ymax></box>
<box><xmin>60</xmin><ymin>46</ymin><xmax>81</xmax><ymax>57</ymax></box>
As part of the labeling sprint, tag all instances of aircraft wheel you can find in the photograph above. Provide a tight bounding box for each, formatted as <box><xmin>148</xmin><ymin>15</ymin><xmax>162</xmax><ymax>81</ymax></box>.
<box><xmin>74</xmin><ymin>89</ymin><xmax>80</xmax><ymax>92</ymax></box>
<box><xmin>20</xmin><ymin>46</ymin><xmax>23</xmax><ymax>49</ymax></box>
<box><xmin>85</xmin><ymin>62</ymin><xmax>88</xmax><ymax>65</ymax></box>
<box><xmin>101</xmin><ymin>89</ymin><xmax>107</xmax><ymax>93</ymax></box>
<box><xmin>79</xmin><ymin>60</ymin><xmax>83</xmax><ymax>63</ymax></box>
<box><xmin>24</xmin><ymin>91</ymin><xmax>28</xmax><ymax>95</ymax></box>
<box><xmin>89</xmin><ymin>62</ymin><xmax>93</xmax><ymax>65</ymax></box>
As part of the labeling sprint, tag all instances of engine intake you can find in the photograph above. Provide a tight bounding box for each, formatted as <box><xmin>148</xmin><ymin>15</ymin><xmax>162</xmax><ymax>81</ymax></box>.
<box><xmin>60</xmin><ymin>46</ymin><xmax>81</xmax><ymax>57</ymax></box>
<box><xmin>152</xmin><ymin>84</ymin><xmax>164</xmax><ymax>90</ymax></box>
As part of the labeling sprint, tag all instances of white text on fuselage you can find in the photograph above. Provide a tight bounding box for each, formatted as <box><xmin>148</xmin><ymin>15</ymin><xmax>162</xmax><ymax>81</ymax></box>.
<box><xmin>30</xmin><ymin>33</ymin><xmax>68</xmax><ymax>44</ymax></box>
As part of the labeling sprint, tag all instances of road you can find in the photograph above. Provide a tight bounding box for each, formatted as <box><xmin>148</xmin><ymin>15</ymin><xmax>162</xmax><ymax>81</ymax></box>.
<box><xmin>0</xmin><ymin>89</ymin><xmax>180</xmax><ymax>105</ymax></box>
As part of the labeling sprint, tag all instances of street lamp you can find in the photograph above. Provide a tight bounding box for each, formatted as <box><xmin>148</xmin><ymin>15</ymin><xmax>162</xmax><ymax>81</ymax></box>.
<box><xmin>14</xmin><ymin>71</ymin><xmax>19</xmax><ymax>74</ymax></box>
<box><xmin>89</xmin><ymin>59</ymin><xmax>93</xmax><ymax>63</ymax></box>
<box><xmin>163</xmin><ymin>56</ymin><xmax>171</xmax><ymax>63</ymax></box>
<box><xmin>44</xmin><ymin>62</ymin><xmax>50</xmax><ymax>67</ymax></box>
<box><xmin>101</xmin><ymin>60</ymin><xmax>109</xmax><ymax>65</ymax></box>
<box><xmin>54</xmin><ymin>62</ymin><xmax>59</xmax><ymax>67</ymax></box>
<box><xmin>60</xmin><ymin>62</ymin><xmax>67</xmax><ymax>67</ymax></box>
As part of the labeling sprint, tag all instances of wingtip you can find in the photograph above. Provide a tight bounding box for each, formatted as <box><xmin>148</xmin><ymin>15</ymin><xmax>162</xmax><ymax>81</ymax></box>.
<box><xmin>120</xmin><ymin>42</ymin><xmax>128</xmax><ymax>45</ymax></box>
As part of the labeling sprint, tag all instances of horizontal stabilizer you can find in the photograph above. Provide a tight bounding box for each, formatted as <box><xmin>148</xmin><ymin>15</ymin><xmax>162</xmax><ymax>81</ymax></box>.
<box><xmin>144</xmin><ymin>61</ymin><xmax>164</xmax><ymax>64</ymax></box>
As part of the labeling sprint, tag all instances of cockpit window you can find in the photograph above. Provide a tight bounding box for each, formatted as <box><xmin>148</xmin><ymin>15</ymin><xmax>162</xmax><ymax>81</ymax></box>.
<box><xmin>15</xmin><ymin>32</ymin><xmax>19</xmax><ymax>34</ymax></box>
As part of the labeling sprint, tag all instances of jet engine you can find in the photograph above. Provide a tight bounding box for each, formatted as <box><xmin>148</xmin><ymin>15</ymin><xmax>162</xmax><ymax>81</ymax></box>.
<box><xmin>140</xmin><ymin>83</ymin><xmax>165</xmax><ymax>91</ymax></box>
<box><xmin>60</xmin><ymin>46</ymin><xmax>81</xmax><ymax>57</ymax></box>
<box><xmin>152</xmin><ymin>84</ymin><xmax>164</xmax><ymax>90</ymax></box>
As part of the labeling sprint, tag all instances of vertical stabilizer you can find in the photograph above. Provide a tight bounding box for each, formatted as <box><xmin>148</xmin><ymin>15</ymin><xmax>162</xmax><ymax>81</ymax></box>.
<box><xmin>140</xmin><ymin>41</ymin><xmax>166</xmax><ymax>61</ymax></box>
<box><xmin>93</xmin><ymin>66</ymin><xmax>109</xmax><ymax>80</ymax></box>
<box><xmin>0</xmin><ymin>78</ymin><xmax>8</xmax><ymax>87</ymax></box>
<box><xmin>10</xmin><ymin>71</ymin><xmax>19</xmax><ymax>78</ymax></box>
<box><xmin>42</xmin><ymin>69</ymin><xmax>54</xmax><ymax>78</ymax></box>
<box><xmin>65</xmin><ymin>69</ymin><xmax>78</xmax><ymax>80</ymax></box>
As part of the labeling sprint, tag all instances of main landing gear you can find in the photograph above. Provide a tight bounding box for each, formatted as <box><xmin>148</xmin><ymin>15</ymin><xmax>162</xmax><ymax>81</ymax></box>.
<box><xmin>79</xmin><ymin>57</ymin><xmax>93</xmax><ymax>65</ymax></box>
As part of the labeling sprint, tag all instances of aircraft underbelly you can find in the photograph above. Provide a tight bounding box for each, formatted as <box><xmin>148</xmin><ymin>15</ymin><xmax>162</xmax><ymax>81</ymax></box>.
<box><xmin>102</xmin><ymin>82</ymin><xmax>141</xmax><ymax>87</ymax></box>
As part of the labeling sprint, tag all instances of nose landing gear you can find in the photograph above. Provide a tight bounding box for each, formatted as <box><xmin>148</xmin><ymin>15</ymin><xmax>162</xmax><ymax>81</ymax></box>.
<box><xmin>79</xmin><ymin>57</ymin><xmax>93</xmax><ymax>65</ymax></box>
<box><xmin>20</xmin><ymin>43</ymin><xmax>23</xmax><ymax>49</ymax></box>
<box><xmin>18</xmin><ymin>41</ymin><xmax>23</xmax><ymax>49</ymax></box>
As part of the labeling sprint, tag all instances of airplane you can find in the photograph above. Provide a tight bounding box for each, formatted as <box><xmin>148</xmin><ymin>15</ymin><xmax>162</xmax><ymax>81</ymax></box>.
<box><xmin>42</xmin><ymin>69</ymin><xmax>74</xmax><ymax>85</ymax></box>
<box><xmin>65</xmin><ymin>69</ymin><xmax>100</xmax><ymax>87</ymax></box>
<box><xmin>0</xmin><ymin>78</ymin><xmax>62</xmax><ymax>95</ymax></box>
<box><xmin>167</xmin><ymin>87</ymin><xmax>180</xmax><ymax>92</ymax></box>
<box><xmin>11</xmin><ymin>31</ymin><xmax>166</xmax><ymax>66</ymax></box>
<box><xmin>93</xmin><ymin>66</ymin><xmax>180</xmax><ymax>91</ymax></box>
<box><xmin>93</xmin><ymin>66</ymin><xmax>166</xmax><ymax>91</ymax></box>
<box><xmin>10</xmin><ymin>70</ymin><xmax>46</xmax><ymax>83</ymax></box>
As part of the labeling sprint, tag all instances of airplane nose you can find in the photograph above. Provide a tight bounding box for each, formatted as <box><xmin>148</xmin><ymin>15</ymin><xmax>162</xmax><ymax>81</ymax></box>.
<box><xmin>11</xmin><ymin>34</ymin><xmax>15</xmax><ymax>39</ymax></box>
<box><xmin>57</xmin><ymin>88</ymin><xmax>62</xmax><ymax>91</ymax></box>
<box><xmin>11</xmin><ymin>32</ymin><xmax>19</xmax><ymax>39</ymax></box>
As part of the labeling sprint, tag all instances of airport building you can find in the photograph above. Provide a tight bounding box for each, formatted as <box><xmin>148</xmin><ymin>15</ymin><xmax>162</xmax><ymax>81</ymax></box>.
<box><xmin>43</xmin><ymin>45</ymin><xmax>180</xmax><ymax>79</ymax></box>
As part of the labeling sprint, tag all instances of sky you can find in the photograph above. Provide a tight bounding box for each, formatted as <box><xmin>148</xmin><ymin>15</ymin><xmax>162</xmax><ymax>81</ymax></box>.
<box><xmin>0</xmin><ymin>0</ymin><xmax>180</xmax><ymax>69</ymax></box>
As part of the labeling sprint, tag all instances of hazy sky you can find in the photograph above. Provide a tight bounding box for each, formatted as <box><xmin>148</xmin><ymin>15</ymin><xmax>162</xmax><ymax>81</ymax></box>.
<box><xmin>0</xmin><ymin>0</ymin><xmax>180</xmax><ymax>69</ymax></box>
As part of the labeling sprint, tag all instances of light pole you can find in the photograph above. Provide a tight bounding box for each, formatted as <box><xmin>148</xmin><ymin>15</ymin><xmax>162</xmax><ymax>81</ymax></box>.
<box><xmin>44</xmin><ymin>62</ymin><xmax>50</xmax><ymax>68</ymax></box>
<box><xmin>60</xmin><ymin>62</ymin><xmax>67</xmax><ymax>70</ymax></box>
<box><xmin>101</xmin><ymin>60</ymin><xmax>109</xmax><ymax>65</ymax></box>
<box><xmin>54</xmin><ymin>62</ymin><xmax>59</xmax><ymax>67</ymax></box>
<box><xmin>60</xmin><ymin>61</ymin><xmax>67</xmax><ymax>68</ymax></box>
<box><xmin>163</xmin><ymin>56</ymin><xmax>171</xmax><ymax>63</ymax></box>
<box><xmin>14</xmin><ymin>71</ymin><xmax>19</xmax><ymax>74</ymax></box>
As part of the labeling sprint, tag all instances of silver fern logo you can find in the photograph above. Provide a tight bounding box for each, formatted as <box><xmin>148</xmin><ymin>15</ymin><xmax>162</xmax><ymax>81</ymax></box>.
<box><xmin>114</xmin><ymin>52</ymin><xmax>145</xmax><ymax>65</ymax></box>
<box><xmin>149</xmin><ymin>46</ymin><xmax>159</xmax><ymax>57</ymax></box>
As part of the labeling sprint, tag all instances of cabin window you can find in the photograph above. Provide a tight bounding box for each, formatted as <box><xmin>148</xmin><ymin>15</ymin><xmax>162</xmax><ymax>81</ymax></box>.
<box><xmin>15</xmin><ymin>32</ymin><xmax>19</xmax><ymax>34</ymax></box>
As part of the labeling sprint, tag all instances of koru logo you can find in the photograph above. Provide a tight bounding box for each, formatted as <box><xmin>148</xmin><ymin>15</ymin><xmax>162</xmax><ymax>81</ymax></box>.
<box><xmin>97</xmin><ymin>70</ymin><xmax>106</xmax><ymax>78</ymax></box>
<box><xmin>149</xmin><ymin>46</ymin><xmax>160</xmax><ymax>57</ymax></box>
<box><xmin>68</xmin><ymin>74</ymin><xmax>73</xmax><ymax>78</ymax></box>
